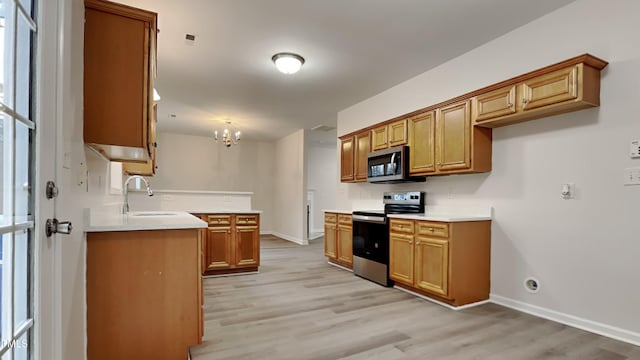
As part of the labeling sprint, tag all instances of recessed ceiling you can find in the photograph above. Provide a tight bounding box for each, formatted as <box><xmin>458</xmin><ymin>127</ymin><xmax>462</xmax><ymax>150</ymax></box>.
<box><xmin>116</xmin><ymin>0</ymin><xmax>576</xmax><ymax>141</ymax></box>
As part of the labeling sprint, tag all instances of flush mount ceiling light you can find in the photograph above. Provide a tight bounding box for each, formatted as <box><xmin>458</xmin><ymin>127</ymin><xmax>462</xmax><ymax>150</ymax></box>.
<box><xmin>272</xmin><ymin>52</ymin><xmax>305</xmax><ymax>74</ymax></box>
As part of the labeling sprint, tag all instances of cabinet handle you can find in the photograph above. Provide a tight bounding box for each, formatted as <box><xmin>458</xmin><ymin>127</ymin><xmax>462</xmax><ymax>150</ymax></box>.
<box><xmin>415</xmin><ymin>241</ymin><xmax>420</xmax><ymax>245</ymax></box>
<box><xmin>507</xmin><ymin>103</ymin><xmax>513</xmax><ymax>107</ymax></box>
<box><xmin>429</xmin><ymin>228</ymin><xmax>434</xmax><ymax>232</ymax></box>
<box><xmin>408</xmin><ymin>241</ymin><xmax>413</xmax><ymax>245</ymax></box>
<box><xmin>522</xmin><ymin>98</ymin><xmax>528</xmax><ymax>104</ymax></box>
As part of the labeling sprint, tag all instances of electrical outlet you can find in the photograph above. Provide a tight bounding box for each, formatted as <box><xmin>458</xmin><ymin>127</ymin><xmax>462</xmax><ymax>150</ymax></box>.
<box><xmin>630</xmin><ymin>140</ymin><xmax>640</xmax><ymax>158</ymax></box>
<box><xmin>624</xmin><ymin>167</ymin><xmax>640</xmax><ymax>185</ymax></box>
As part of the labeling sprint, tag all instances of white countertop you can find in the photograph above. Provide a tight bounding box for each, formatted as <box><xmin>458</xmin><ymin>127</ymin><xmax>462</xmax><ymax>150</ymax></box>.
<box><xmin>84</xmin><ymin>210</ymin><xmax>207</xmax><ymax>232</ymax></box>
<box><xmin>188</xmin><ymin>210</ymin><xmax>262</xmax><ymax>214</ymax></box>
<box><xmin>387</xmin><ymin>205</ymin><xmax>492</xmax><ymax>222</ymax></box>
<box><xmin>322</xmin><ymin>209</ymin><xmax>353</xmax><ymax>215</ymax></box>
<box><xmin>387</xmin><ymin>213</ymin><xmax>491</xmax><ymax>222</ymax></box>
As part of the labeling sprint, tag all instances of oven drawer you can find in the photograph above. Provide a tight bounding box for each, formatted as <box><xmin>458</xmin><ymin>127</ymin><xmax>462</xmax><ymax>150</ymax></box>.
<box><xmin>207</xmin><ymin>215</ymin><xmax>231</xmax><ymax>226</ymax></box>
<box><xmin>235</xmin><ymin>214</ymin><xmax>258</xmax><ymax>226</ymax></box>
<box><xmin>416</xmin><ymin>221</ymin><xmax>449</xmax><ymax>238</ymax></box>
<box><xmin>324</xmin><ymin>213</ymin><xmax>337</xmax><ymax>224</ymax></box>
<box><xmin>338</xmin><ymin>214</ymin><xmax>352</xmax><ymax>225</ymax></box>
<box><xmin>390</xmin><ymin>219</ymin><xmax>414</xmax><ymax>234</ymax></box>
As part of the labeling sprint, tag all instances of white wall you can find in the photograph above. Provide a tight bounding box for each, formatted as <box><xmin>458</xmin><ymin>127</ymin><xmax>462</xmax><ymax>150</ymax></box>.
<box><xmin>273</xmin><ymin>130</ymin><xmax>306</xmax><ymax>244</ymax></box>
<box><xmin>306</xmin><ymin>144</ymin><xmax>337</xmax><ymax>233</ymax></box>
<box><xmin>148</xmin><ymin>132</ymin><xmax>275</xmax><ymax>231</ymax></box>
<box><xmin>337</xmin><ymin>0</ymin><xmax>640</xmax><ymax>342</ymax></box>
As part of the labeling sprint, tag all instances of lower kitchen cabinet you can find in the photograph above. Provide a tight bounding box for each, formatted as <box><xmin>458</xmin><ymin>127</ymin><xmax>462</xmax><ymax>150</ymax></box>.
<box><xmin>324</xmin><ymin>212</ymin><xmax>353</xmax><ymax>269</ymax></box>
<box><xmin>389</xmin><ymin>218</ymin><xmax>491</xmax><ymax>306</ymax></box>
<box><xmin>86</xmin><ymin>229</ymin><xmax>202</xmax><ymax>360</ymax></box>
<box><xmin>196</xmin><ymin>213</ymin><xmax>260</xmax><ymax>276</ymax></box>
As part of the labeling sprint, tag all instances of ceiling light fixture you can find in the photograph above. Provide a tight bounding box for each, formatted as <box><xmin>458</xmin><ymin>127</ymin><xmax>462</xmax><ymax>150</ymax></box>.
<box><xmin>272</xmin><ymin>52</ymin><xmax>305</xmax><ymax>74</ymax></box>
<box><xmin>214</xmin><ymin>121</ymin><xmax>241</xmax><ymax>148</ymax></box>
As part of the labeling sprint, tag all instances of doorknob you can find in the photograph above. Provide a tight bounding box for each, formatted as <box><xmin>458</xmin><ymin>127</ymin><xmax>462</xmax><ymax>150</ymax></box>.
<box><xmin>46</xmin><ymin>218</ymin><xmax>73</xmax><ymax>237</ymax></box>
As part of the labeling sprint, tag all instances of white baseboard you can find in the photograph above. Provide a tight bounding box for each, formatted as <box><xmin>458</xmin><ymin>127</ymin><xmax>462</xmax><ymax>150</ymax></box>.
<box><xmin>270</xmin><ymin>231</ymin><xmax>308</xmax><ymax>245</ymax></box>
<box><xmin>490</xmin><ymin>294</ymin><xmax>640</xmax><ymax>347</ymax></box>
<box><xmin>394</xmin><ymin>286</ymin><xmax>490</xmax><ymax>311</ymax></box>
<box><xmin>260</xmin><ymin>230</ymin><xmax>273</xmax><ymax>235</ymax></box>
<box><xmin>327</xmin><ymin>261</ymin><xmax>353</xmax><ymax>272</ymax></box>
<box><xmin>309</xmin><ymin>232</ymin><xmax>324</xmax><ymax>240</ymax></box>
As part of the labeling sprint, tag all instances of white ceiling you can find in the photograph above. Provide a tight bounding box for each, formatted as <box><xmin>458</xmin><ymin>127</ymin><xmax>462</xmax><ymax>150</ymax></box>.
<box><xmin>117</xmin><ymin>0</ymin><xmax>576</xmax><ymax>142</ymax></box>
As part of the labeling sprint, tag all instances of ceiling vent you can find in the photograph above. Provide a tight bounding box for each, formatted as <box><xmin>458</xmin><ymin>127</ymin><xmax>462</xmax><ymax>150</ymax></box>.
<box><xmin>310</xmin><ymin>124</ymin><xmax>336</xmax><ymax>132</ymax></box>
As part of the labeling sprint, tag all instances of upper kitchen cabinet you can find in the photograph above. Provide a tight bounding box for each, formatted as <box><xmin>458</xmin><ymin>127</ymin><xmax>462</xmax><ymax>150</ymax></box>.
<box><xmin>473</xmin><ymin>54</ymin><xmax>608</xmax><ymax>128</ymax></box>
<box><xmin>408</xmin><ymin>111</ymin><xmax>436</xmax><ymax>175</ymax></box>
<box><xmin>371</xmin><ymin>119</ymin><xmax>408</xmax><ymax>151</ymax></box>
<box><xmin>435</xmin><ymin>100</ymin><xmax>492</xmax><ymax>174</ymax></box>
<box><xmin>340</xmin><ymin>136</ymin><xmax>355</xmax><ymax>182</ymax></box>
<box><xmin>354</xmin><ymin>131</ymin><xmax>371</xmax><ymax>181</ymax></box>
<box><xmin>84</xmin><ymin>0</ymin><xmax>158</xmax><ymax>162</ymax></box>
<box><xmin>340</xmin><ymin>130</ymin><xmax>371</xmax><ymax>183</ymax></box>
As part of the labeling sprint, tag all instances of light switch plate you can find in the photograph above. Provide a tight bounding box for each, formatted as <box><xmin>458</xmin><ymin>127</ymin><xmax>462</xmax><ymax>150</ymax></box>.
<box><xmin>624</xmin><ymin>167</ymin><xmax>640</xmax><ymax>185</ymax></box>
<box><xmin>630</xmin><ymin>140</ymin><xmax>640</xmax><ymax>158</ymax></box>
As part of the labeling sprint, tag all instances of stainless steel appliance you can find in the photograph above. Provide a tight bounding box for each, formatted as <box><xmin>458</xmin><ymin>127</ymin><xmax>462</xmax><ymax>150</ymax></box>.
<box><xmin>352</xmin><ymin>191</ymin><xmax>425</xmax><ymax>286</ymax></box>
<box><xmin>367</xmin><ymin>146</ymin><xmax>426</xmax><ymax>184</ymax></box>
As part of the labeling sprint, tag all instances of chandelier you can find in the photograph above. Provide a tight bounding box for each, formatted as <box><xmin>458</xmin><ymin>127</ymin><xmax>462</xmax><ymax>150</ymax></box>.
<box><xmin>214</xmin><ymin>121</ymin><xmax>241</xmax><ymax>147</ymax></box>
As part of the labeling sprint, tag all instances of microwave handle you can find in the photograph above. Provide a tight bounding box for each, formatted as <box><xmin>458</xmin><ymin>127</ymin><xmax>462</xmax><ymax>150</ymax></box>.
<box><xmin>390</xmin><ymin>152</ymin><xmax>396</xmax><ymax>174</ymax></box>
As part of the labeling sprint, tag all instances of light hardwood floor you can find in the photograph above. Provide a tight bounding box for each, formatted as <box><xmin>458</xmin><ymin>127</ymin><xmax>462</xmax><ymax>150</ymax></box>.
<box><xmin>190</xmin><ymin>235</ymin><xmax>640</xmax><ymax>360</ymax></box>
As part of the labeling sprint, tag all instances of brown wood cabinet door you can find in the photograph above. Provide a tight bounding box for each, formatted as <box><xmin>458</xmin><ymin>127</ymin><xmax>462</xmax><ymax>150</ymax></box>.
<box><xmin>436</xmin><ymin>100</ymin><xmax>471</xmax><ymax>171</ymax></box>
<box><xmin>388</xmin><ymin>119</ymin><xmax>408</xmax><ymax>147</ymax></box>
<box><xmin>408</xmin><ymin>111</ymin><xmax>435</xmax><ymax>175</ymax></box>
<box><xmin>520</xmin><ymin>65</ymin><xmax>579</xmax><ymax>112</ymax></box>
<box><xmin>235</xmin><ymin>226</ymin><xmax>260</xmax><ymax>267</ymax></box>
<box><xmin>354</xmin><ymin>131</ymin><xmax>370</xmax><ymax>181</ymax></box>
<box><xmin>84</xmin><ymin>5</ymin><xmax>150</xmax><ymax>148</ymax></box>
<box><xmin>205</xmin><ymin>227</ymin><xmax>233</xmax><ymax>269</ymax></box>
<box><xmin>371</xmin><ymin>125</ymin><xmax>388</xmax><ymax>151</ymax></box>
<box><xmin>337</xmin><ymin>225</ymin><xmax>353</xmax><ymax>266</ymax></box>
<box><xmin>472</xmin><ymin>85</ymin><xmax>516</xmax><ymax>123</ymax></box>
<box><xmin>415</xmin><ymin>236</ymin><xmax>449</xmax><ymax>297</ymax></box>
<box><xmin>389</xmin><ymin>233</ymin><xmax>414</xmax><ymax>286</ymax></box>
<box><xmin>340</xmin><ymin>137</ymin><xmax>355</xmax><ymax>182</ymax></box>
<box><xmin>324</xmin><ymin>223</ymin><xmax>337</xmax><ymax>259</ymax></box>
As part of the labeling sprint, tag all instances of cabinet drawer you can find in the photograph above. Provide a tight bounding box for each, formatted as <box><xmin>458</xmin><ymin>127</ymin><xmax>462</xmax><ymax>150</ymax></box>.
<box><xmin>390</xmin><ymin>219</ymin><xmax>414</xmax><ymax>234</ymax></box>
<box><xmin>417</xmin><ymin>221</ymin><xmax>449</xmax><ymax>238</ymax></box>
<box><xmin>207</xmin><ymin>215</ymin><xmax>231</xmax><ymax>226</ymax></box>
<box><xmin>338</xmin><ymin>214</ymin><xmax>352</xmax><ymax>225</ymax></box>
<box><xmin>324</xmin><ymin>213</ymin><xmax>337</xmax><ymax>224</ymax></box>
<box><xmin>235</xmin><ymin>215</ymin><xmax>258</xmax><ymax>225</ymax></box>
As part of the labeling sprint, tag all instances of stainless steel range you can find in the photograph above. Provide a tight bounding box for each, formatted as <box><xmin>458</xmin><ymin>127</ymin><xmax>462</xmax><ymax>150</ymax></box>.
<box><xmin>352</xmin><ymin>191</ymin><xmax>425</xmax><ymax>286</ymax></box>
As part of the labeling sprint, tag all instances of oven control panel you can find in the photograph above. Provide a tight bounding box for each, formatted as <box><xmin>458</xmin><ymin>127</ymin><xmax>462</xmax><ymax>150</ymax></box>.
<box><xmin>383</xmin><ymin>191</ymin><xmax>425</xmax><ymax>205</ymax></box>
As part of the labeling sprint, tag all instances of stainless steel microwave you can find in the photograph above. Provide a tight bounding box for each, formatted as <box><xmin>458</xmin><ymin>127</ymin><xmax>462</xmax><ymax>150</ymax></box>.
<box><xmin>367</xmin><ymin>145</ymin><xmax>426</xmax><ymax>184</ymax></box>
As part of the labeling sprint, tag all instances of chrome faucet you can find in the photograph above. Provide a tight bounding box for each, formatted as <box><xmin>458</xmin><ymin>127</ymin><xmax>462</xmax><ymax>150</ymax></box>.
<box><xmin>123</xmin><ymin>175</ymin><xmax>153</xmax><ymax>214</ymax></box>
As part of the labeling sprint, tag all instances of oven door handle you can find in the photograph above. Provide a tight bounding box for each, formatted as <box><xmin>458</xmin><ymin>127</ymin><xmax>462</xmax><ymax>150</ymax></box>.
<box><xmin>352</xmin><ymin>214</ymin><xmax>387</xmax><ymax>224</ymax></box>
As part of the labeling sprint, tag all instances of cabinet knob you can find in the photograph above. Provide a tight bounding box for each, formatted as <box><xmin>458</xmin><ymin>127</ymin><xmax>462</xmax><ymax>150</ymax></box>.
<box><xmin>415</xmin><ymin>241</ymin><xmax>420</xmax><ymax>245</ymax></box>
<box><xmin>429</xmin><ymin>228</ymin><xmax>434</xmax><ymax>232</ymax></box>
<box><xmin>522</xmin><ymin>98</ymin><xmax>528</xmax><ymax>104</ymax></box>
<box><xmin>507</xmin><ymin>103</ymin><xmax>513</xmax><ymax>107</ymax></box>
<box><xmin>408</xmin><ymin>241</ymin><xmax>413</xmax><ymax>244</ymax></box>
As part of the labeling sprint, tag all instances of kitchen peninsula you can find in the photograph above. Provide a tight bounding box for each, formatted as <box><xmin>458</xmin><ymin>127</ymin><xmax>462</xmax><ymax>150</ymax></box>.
<box><xmin>84</xmin><ymin>210</ymin><xmax>207</xmax><ymax>360</ymax></box>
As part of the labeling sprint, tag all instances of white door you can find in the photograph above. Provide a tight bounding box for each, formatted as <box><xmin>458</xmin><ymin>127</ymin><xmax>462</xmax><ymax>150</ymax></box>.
<box><xmin>1</xmin><ymin>0</ymin><xmax>61</xmax><ymax>358</ymax></box>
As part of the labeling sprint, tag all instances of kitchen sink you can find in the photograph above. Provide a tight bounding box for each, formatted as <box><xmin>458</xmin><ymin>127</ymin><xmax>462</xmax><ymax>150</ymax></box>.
<box><xmin>129</xmin><ymin>212</ymin><xmax>178</xmax><ymax>217</ymax></box>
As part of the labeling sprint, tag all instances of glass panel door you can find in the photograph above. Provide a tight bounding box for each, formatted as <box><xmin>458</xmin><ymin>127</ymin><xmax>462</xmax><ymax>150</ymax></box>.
<box><xmin>0</xmin><ymin>0</ymin><xmax>35</xmax><ymax>358</ymax></box>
